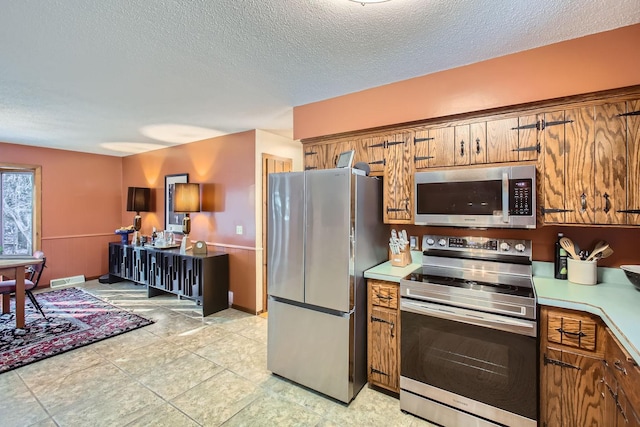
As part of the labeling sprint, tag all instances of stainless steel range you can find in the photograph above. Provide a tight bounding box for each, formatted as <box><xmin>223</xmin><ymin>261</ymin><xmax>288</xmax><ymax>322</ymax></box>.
<box><xmin>399</xmin><ymin>235</ymin><xmax>537</xmax><ymax>427</ymax></box>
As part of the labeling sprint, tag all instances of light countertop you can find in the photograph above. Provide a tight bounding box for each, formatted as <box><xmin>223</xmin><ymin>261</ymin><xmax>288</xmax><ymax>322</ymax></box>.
<box><xmin>363</xmin><ymin>251</ymin><xmax>421</xmax><ymax>283</ymax></box>
<box><xmin>533</xmin><ymin>261</ymin><xmax>640</xmax><ymax>364</ymax></box>
<box><xmin>364</xmin><ymin>257</ymin><xmax>640</xmax><ymax>363</ymax></box>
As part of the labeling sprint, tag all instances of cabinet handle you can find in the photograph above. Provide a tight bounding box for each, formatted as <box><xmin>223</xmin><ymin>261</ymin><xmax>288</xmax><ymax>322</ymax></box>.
<box><xmin>613</xmin><ymin>360</ymin><xmax>628</xmax><ymax>375</ymax></box>
<box><xmin>375</xmin><ymin>293</ymin><xmax>392</xmax><ymax>300</ymax></box>
<box><xmin>603</xmin><ymin>193</ymin><xmax>611</xmax><ymax>214</ymax></box>
<box><xmin>580</xmin><ymin>193</ymin><xmax>587</xmax><ymax>212</ymax></box>
<box><xmin>476</xmin><ymin>138</ymin><xmax>481</xmax><ymax>154</ymax></box>
<box><xmin>542</xmin><ymin>207</ymin><xmax>573</xmax><ymax>214</ymax></box>
<box><xmin>460</xmin><ymin>140</ymin><xmax>465</xmax><ymax>157</ymax></box>
<box><xmin>556</xmin><ymin>327</ymin><xmax>587</xmax><ymax>338</ymax></box>
<box><xmin>617</xmin><ymin>399</ymin><xmax>629</xmax><ymax>422</ymax></box>
<box><xmin>617</xmin><ymin>209</ymin><xmax>640</xmax><ymax>214</ymax></box>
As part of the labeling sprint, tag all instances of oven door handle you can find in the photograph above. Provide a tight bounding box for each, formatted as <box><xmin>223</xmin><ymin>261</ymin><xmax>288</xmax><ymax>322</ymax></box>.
<box><xmin>502</xmin><ymin>172</ymin><xmax>509</xmax><ymax>223</ymax></box>
<box><xmin>401</xmin><ymin>299</ymin><xmax>537</xmax><ymax>337</ymax></box>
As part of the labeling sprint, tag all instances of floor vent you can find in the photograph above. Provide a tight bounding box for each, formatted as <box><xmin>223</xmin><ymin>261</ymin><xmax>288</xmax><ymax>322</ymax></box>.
<box><xmin>50</xmin><ymin>275</ymin><xmax>86</xmax><ymax>288</ymax></box>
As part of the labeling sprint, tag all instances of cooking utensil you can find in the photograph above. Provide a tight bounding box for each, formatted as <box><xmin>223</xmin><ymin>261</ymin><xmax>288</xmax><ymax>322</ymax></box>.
<box><xmin>559</xmin><ymin>237</ymin><xmax>580</xmax><ymax>260</ymax></box>
<box><xmin>598</xmin><ymin>246</ymin><xmax>614</xmax><ymax>259</ymax></box>
<box><xmin>586</xmin><ymin>241</ymin><xmax>610</xmax><ymax>261</ymax></box>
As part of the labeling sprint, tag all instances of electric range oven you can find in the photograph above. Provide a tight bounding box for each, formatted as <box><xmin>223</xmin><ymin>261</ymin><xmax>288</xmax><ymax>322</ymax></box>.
<box><xmin>399</xmin><ymin>235</ymin><xmax>538</xmax><ymax>427</ymax></box>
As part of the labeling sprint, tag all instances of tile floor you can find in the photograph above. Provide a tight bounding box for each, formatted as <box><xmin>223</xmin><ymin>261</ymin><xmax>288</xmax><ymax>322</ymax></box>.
<box><xmin>0</xmin><ymin>280</ymin><xmax>435</xmax><ymax>427</ymax></box>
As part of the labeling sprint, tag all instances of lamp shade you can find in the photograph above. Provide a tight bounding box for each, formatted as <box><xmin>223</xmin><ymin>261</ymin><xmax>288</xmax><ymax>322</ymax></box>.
<box><xmin>126</xmin><ymin>187</ymin><xmax>151</xmax><ymax>213</ymax></box>
<box><xmin>173</xmin><ymin>183</ymin><xmax>201</xmax><ymax>213</ymax></box>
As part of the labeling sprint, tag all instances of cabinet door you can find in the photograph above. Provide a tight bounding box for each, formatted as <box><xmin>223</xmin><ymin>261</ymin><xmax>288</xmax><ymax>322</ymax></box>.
<box><xmin>541</xmin><ymin>348</ymin><xmax>604</xmax><ymax>427</ymax></box>
<box><xmin>453</xmin><ymin>124</ymin><xmax>470</xmax><ymax>166</ymax></box>
<box><xmin>369</xmin><ymin>305</ymin><xmax>399</xmax><ymax>392</ymax></box>
<box><xmin>304</xmin><ymin>145</ymin><xmax>325</xmax><ymax>171</ymax></box>
<box><xmin>626</xmin><ymin>99</ymin><xmax>640</xmax><ymax>225</ymax></box>
<box><xmin>470</xmin><ymin>122</ymin><xmax>487</xmax><ymax>164</ymax></box>
<box><xmin>364</xmin><ymin>134</ymin><xmax>386</xmax><ymax>175</ymax></box>
<box><xmin>618</xmin><ymin>388</ymin><xmax>640</xmax><ymax>427</ymax></box>
<box><xmin>542</xmin><ymin>110</ymin><xmax>568</xmax><ymax>223</ymax></box>
<box><xmin>413</xmin><ymin>128</ymin><xmax>432</xmax><ymax>169</ymax></box>
<box><xmin>325</xmin><ymin>139</ymin><xmax>354</xmax><ymax>169</ymax></box>
<box><xmin>594</xmin><ymin>102</ymin><xmax>627</xmax><ymax>224</ymax></box>
<box><xmin>565</xmin><ymin>106</ymin><xmax>596</xmax><ymax>224</ymax></box>
<box><xmin>428</xmin><ymin>126</ymin><xmax>455</xmax><ymax>167</ymax></box>
<box><xmin>384</xmin><ymin>132</ymin><xmax>414</xmax><ymax>223</ymax></box>
<box><xmin>516</xmin><ymin>114</ymin><xmax>541</xmax><ymax>161</ymax></box>
<box><xmin>486</xmin><ymin>117</ymin><xmax>519</xmax><ymax>163</ymax></box>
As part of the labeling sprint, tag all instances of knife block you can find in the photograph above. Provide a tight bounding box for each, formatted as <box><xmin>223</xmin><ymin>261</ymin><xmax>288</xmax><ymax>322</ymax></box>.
<box><xmin>389</xmin><ymin>248</ymin><xmax>411</xmax><ymax>267</ymax></box>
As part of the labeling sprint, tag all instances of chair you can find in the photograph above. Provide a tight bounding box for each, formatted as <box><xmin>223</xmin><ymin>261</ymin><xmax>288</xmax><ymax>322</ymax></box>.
<box><xmin>0</xmin><ymin>251</ymin><xmax>47</xmax><ymax>319</ymax></box>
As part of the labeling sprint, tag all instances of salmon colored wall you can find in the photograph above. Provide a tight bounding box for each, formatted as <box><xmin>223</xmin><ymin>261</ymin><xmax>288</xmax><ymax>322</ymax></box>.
<box><xmin>1</xmin><ymin>142</ymin><xmax>123</xmax><ymax>284</ymax></box>
<box><xmin>294</xmin><ymin>24</ymin><xmax>640</xmax><ymax>140</ymax></box>
<box><xmin>294</xmin><ymin>23</ymin><xmax>640</xmax><ymax>267</ymax></box>
<box><xmin>121</xmin><ymin>131</ymin><xmax>258</xmax><ymax>312</ymax></box>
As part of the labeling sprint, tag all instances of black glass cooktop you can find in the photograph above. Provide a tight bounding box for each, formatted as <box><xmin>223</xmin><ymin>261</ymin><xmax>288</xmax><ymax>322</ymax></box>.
<box><xmin>404</xmin><ymin>271</ymin><xmax>534</xmax><ymax>299</ymax></box>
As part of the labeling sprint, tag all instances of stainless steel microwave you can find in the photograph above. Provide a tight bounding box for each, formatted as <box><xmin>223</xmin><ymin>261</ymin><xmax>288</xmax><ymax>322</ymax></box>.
<box><xmin>414</xmin><ymin>164</ymin><xmax>536</xmax><ymax>229</ymax></box>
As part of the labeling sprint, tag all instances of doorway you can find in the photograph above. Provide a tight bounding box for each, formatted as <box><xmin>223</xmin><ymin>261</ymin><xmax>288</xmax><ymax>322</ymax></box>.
<box><xmin>262</xmin><ymin>154</ymin><xmax>293</xmax><ymax>313</ymax></box>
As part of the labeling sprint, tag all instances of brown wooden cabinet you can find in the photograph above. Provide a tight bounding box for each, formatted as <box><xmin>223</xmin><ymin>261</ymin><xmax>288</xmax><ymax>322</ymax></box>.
<box><xmin>303</xmin><ymin>144</ymin><xmax>326</xmax><ymax>171</ymax></box>
<box><xmin>383</xmin><ymin>132</ymin><xmax>414</xmax><ymax>223</ymax></box>
<box><xmin>540</xmin><ymin>306</ymin><xmax>607</xmax><ymax>427</ymax></box>
<box><xmin>603</xmin><ymin>328</ymin><xmax>640</xmax><ymax>426</ymax></box>
<box><xmin>542</xmin><ymin>100</ymin><xmax>637</xmax><ymax>225</ymax></box>
<box><xmin>540</xmin><ymin>306</ymin><xmax>640</xmax><ymax>427</ymax></box>
<box><xmin>301</xmin><ymin>89</ymin><xmax>640</xmax><ymax>228</ymax></box>
<box><xmin>367</xmin><ymin>279</ymin><xmax>400</xmax><ymax>394</ymax></box>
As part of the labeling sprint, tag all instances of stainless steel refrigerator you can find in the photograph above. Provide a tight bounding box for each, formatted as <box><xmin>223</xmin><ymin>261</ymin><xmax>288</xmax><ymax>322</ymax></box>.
<box><xmin>267</xmin><ymin>168</ymin><xmax>387</xmax><ymax>403</ymax></box>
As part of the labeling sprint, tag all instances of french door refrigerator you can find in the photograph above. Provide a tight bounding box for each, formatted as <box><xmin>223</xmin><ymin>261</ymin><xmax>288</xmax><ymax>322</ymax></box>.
<box><xmin>267</xmin><ymin>168</ymin><xmax>387</xmax><ymax>403</ymax></box>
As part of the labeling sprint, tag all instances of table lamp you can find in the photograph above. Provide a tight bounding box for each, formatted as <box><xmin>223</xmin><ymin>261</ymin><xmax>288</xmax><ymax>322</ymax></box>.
<box><xmin>127</xmin><ymin>187</ymin><xmax>151</xmax><ymax>245</ymax></box>
<box><xmin>173</xmin><ymin>183</ymin><xmax>200</xmax><ymax>253</ymax></box>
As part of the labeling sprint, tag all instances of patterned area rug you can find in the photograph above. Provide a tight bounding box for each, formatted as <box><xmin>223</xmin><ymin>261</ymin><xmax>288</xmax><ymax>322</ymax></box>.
<box><xmin>0</xmin><ymin>287</ymin><xmax>153</xmax><ymax>374</ymax></box>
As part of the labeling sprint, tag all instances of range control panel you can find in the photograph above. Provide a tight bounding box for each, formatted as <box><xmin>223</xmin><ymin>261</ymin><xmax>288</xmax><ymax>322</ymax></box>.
<box><xmin>421</xmin><ymin>235</ymin><xmax>532</xmax><ymax>257</ymax></box>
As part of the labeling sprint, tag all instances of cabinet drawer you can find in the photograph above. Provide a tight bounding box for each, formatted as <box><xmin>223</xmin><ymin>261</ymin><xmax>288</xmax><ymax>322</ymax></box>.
<box><xmin>370</xmin><ymin>281</ymin><xmax>398</xmax><ymax>309</ymax></box>
<box><xmin>606</xmin><ymin>328</ymin><xmax>640</xmax><ymax>410</ymax></box>
<box><xmin>547</xmin><ymin>309</ymin><xmax>600</xmax><ymax>351</ymax></box>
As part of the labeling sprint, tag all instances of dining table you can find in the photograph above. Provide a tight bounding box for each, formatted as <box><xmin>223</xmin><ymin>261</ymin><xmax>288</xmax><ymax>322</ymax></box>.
<box><xmin>0</xmin><ymin>256</ymin><xmax>44</xmax><ymax>329</ymax></box>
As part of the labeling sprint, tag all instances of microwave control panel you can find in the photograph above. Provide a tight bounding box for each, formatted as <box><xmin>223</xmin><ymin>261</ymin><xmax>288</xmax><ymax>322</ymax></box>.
<box><xmin>509</xmin><ymin>179</ymin><xmax>532</xmax><ymax>216</ymax></box>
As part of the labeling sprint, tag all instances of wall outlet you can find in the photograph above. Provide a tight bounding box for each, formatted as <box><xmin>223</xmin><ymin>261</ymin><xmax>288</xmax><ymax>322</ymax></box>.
<box><xmin>236</xmin><ymin>225</ymin><xmax>243</xmax><ymax>235</ymax></box>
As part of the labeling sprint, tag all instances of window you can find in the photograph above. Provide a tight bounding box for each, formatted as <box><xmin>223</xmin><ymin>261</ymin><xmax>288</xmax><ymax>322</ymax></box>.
<box><xmin>0</xmin><ymin>165</ymin><xmax>40</xmax><ymax>255</ymax></box>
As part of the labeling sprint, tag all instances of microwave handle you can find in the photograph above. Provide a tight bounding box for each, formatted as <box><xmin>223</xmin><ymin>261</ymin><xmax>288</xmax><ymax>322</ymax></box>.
<box><xmin>502</xmin><ymin>172</ymin><xmax>509</xmax><ymax>223</ymax></box>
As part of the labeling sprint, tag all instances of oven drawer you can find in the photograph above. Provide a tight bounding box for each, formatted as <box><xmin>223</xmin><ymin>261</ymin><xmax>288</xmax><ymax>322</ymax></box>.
<box><xmin>369</xmin><ymin>280</ymin><xmax>398</xmax><ymax>309</ymax></box>
<box><xmin>546</xmin><ymin>307</ymin><xmax>602</xmax><ymax>352</ymax></box>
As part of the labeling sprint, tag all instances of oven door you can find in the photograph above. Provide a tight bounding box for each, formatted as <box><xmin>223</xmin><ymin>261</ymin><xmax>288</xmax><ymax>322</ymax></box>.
<box><xmin>400</xmin><ymin>299</ymin><xmax>537</xmax><ymax>426</ymax></box>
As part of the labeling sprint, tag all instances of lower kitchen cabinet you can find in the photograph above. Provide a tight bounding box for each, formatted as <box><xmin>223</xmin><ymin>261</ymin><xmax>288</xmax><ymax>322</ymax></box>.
<box><xmin>603</xmin><ymin>328</ymin><xmax>640</xmax><ymax>427</ymax></box>
<box><xmin>540</xmin><ymin>306</ymin><xmax>607</xmax><ymax>427</ymax></box>
<box><xmin>367</xmin><ymin>279</ymin><xmax>400</xmax><ymax>394</ymax></box>
<box><xmin>540</xmin><ymin>305</ymin><xmax>640</xmax><ymax>427</ymax></box>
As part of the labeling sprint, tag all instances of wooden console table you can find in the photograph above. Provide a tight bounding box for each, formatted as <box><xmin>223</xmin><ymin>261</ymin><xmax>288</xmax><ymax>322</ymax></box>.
<box><xmin>108</xmin><ymin>243</ymin><xmax>229</xmax><ymax>316</ymax></box>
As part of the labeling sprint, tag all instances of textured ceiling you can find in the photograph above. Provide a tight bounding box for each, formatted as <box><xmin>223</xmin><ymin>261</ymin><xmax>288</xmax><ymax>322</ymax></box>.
<box><xmin>1</xmin><ymin>0</ymin><xmax>639</xmax><ymax>157</ymax></box>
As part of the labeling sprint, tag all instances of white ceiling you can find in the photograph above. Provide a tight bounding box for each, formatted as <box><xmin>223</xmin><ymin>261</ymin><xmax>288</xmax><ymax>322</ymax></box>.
<box><xmin>1</xmin><ymin>0</ymin><xmax>639</xmax><ymax>157</ymax></box>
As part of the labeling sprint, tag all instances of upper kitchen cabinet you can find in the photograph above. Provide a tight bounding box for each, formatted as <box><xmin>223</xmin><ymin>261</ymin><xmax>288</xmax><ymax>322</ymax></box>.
<box><xmin>486</xmin><ymin>115</ymin><xmax>541</xmax><ymax>164</ymax></box>
<box><xmin>623</xmin><ymin>99</ymin><xmax>640</xmax><ymax>225</ymax></box>
<box><xmin>542</xmin><ymin>100</ymin><xmax>635</xmax><ymax>226</ymax></box>
<box><xmin>304</xmin><ymin>144</ymin><xmax>327</xmax><ymax>170</ymax></box>
<box><xmin>363</xmin><ymin>134</ymin><xmax>387</xmax><ymax>176</ymax></box>
<box><xmin>413</xmin><ymin>124</ymin><xmax>480</xmax><ymax>169</ymax></box>
<box><xmin>384</xmin><ymin>131</ymin><xmax>414</xmax><ymax>224</ymax></box>
<box><xmin>486</xmin><ymin>117</ymin><xmax>519</xmax><ymax>163</ymax></box>
<box><xmin>324</xmin><ymin>138</ymin><xmax>355</xmax><ymax>169</ymax></box>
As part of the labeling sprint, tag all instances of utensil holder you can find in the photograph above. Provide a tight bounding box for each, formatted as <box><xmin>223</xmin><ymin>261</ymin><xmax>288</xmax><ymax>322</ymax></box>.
<box><xmin>567</xmin><ymin>258</ymin><xmax>598</xmax><ymax>285</ymax></box>
<box><xmin>389</xmin><ymin>248</ymin><xmax>411</xmax><ymax>267</ymax></box>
